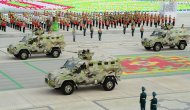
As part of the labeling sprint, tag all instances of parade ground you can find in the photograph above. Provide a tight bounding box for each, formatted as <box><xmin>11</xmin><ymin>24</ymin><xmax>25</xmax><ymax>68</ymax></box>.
<box><xmin>0</xmin><ymin>13</ymin><xmax>190</xmax><ymax>110</ymax></box>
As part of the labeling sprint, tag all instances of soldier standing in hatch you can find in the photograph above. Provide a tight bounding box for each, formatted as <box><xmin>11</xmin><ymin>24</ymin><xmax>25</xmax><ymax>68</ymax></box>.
<box><xmin>150</xmin><ymin>92</ymin><xmax>158</xmax><ymax>110</ymax></box>
<box><xmin>140</xmin><ymin>86</ymin><xmax>147</xmax><ymax>110</ymax></box>
<box><xmin>98</xmin><ymin>28</ymin><xmax>102</xmax><ymax>41</ymax></box>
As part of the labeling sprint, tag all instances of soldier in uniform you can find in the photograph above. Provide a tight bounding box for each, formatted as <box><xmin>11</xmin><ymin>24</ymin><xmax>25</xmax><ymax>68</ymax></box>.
<box><xmin>131</xmin><ymin>24</ymin><xmax>135</xmax><ymax>37</ymax></box>
<box><xmin>1</xmin><ymin>19</ymin><xmax>7</xmax><ymax>32</ymax></box>
<box><xmin>140</xmin><ymin>25</ymin><xmax>144</xmax><ymax>39</ymax></box>
<box><xmin>83</xmin><ymin>25</ymin><xmax>86</xmax><ymax>36</ymax></box>
<box><xmin>150</xmin><ymin>92</ymin><xmax>158</xmax><ymax>110</ymax></box>
<box><xmin>140</xmin><ymin>86</ymin><xmax>147</xmax><ymax>110</ymax></box>
<box><xmin>172</xmin><ymin>17</ymin><xmax>175</xmax><ymax>26</ymax></box>
<box><xmin>98</xmin><ymin>28</ymin><xmax>102</xmax><ymax>41</ymax></box>
<box><xmin>123</xmin><ymin>23</ymin><xmax>127</xmax><ymax>34</ymax></box>
<box><xmin>90</xmin><ymin>26</ymin><xmax>94</xmax><ymax>38</ymax></box>
<box><xmin>181</xmin><ymin>24</ymin><xmax>184</xmax><ymax>29</ymax></box>
<box><xmin>72</xmin><ymin>28</ymin><xmax>76</xmax><ymax>42</ymax></box>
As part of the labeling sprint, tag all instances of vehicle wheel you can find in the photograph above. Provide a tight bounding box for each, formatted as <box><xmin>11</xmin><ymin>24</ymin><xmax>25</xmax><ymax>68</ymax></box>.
<box><xmin>61</xmin><ymin>82</ymin><xmax>74</xmax><ymax>95</ymax></box>
<box><xmin>170</xmin><ymin>46</ymin><xmax>175</xmax><ymax>49</ymax></box>
<box><xmin>178</xmin><ymin>42</ymin><xmax>186</xmax><ymax>50</ymax></box>
<box><xmin>144</xmin><ymin>47</ymin><xmax>151</xmax><ymax>50</ymax></box>
<box><xmin>153</xmin><ymin>43</ymin><xmax>162</xmax><ymax>51</ymax></box>
<box><xmin>102</xmin><ymin>78</ymin><xmax>115</xmax><ymax>91</ymax></box>
<box><xmin>19</xmin><ymin>50</ymin><xmax>29</xmax><ymax>60</ymax></box>
<box><xmin>51</xmin><ymin>49</ymin><xmax>61</xmax><ymax>58</ymax></box>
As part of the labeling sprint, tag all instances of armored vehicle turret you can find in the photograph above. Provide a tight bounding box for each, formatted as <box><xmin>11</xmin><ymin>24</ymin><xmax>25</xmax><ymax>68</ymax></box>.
<box><xmin>7</xmin><ymin>33</ymin><xmax>65</xmax><ymax>60</ymax></box>
<box><xmin>142</xmin><ymin>28</ymin><xmax>190</xmax><ymax>51</ymax></box>
<box><xmin>45</xmin><ymin>50</ymin><xmax>121</xmax><ymax>95</ymax></box>
<box><xmin>78</xmin><ymin>49</ymin><xmax>94</xmax><ymax>60</ymax></box>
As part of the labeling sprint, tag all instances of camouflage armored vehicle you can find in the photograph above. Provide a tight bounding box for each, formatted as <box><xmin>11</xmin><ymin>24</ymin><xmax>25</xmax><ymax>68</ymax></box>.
<box><xmin>7</xmin><ymin>34</ymin><xmax>65</xmax><ymax>60</ymax></box>
<box><xmin>142</xmin><ymin>28</ymin><xmax>190</xmax><ymax>51</ymax></box>
<box><xmin>45</xmin><ymin>49</ymin><xmax>121</xmax><ymax>95</ymax></box>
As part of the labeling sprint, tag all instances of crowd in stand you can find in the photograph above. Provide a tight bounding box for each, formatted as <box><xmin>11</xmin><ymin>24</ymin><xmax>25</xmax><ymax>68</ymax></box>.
<box><xmin>0</xmin><ymin>11</ymin><xmax>176</xmax><ymax>35</ymax></box>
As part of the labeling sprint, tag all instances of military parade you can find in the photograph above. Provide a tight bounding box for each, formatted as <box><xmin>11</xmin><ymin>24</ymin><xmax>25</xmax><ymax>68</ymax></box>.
<box><xmin>0</xmin><ymin>0</ymin><xmax>190</xmax><ymax>110</ymax></box>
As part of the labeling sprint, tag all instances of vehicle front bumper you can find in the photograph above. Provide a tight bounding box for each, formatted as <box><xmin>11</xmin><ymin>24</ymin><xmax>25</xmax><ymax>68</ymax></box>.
<box><xmin>7</xmin><ymin>47</ymin><xmax>19</xmax><ymax>55</ymax></box>
<box><xmin>141</xmin><ymin>41</ymin><xmax>152</xmax><ymax>47</ymax></box>
<box><xmin>45</xmin><ymin>78</ymin><xmax>56</xmax><ymax>88</ymax></box>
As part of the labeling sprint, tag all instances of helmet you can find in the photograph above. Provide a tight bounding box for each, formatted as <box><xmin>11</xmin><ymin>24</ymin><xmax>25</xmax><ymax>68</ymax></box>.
<box><xmin>152</xmin><ymin>92</ymin><xmax>156</xmax><ymax>97</ymax></box>
<box><xmin>142</xmin><ymin>86</ymin><xmax>145</xmax><ymax>91</ymax></box>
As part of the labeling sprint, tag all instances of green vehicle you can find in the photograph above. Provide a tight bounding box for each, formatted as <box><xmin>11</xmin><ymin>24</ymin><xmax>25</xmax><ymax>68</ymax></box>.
<box><xmin>142</xmin><ymin>28</ymin><xmax>190</xmax><ymax>51</ymax></box>
<box><xmin>45</xmin><ymin>49</ymin><xmax>121</xmax><ymax>95</ymax></box>
<box><xmin>7</xmin><ymin>34</ymin><xmax>65</xmax><ymax>60</ymax></box>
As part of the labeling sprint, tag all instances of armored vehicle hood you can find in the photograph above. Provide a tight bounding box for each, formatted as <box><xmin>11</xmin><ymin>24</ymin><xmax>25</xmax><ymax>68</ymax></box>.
<box><xmin>48</xmin><ymin>68</ymin><xmax>72</xmax><ymax>80</ymax></box>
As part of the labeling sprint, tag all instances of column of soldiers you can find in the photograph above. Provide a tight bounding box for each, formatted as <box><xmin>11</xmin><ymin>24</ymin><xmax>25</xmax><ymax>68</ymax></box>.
<box><xmin>1</xmin><ymin>11</ymin><xmax>176</xmax><ymax>39</ymax></box>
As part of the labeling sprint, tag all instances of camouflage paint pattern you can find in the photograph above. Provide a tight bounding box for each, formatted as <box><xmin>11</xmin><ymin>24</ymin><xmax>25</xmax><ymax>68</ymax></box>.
<box><xmin>45</xmin><ymin>50</ymin><xmax>121</xmax><ymax>89</ymax></box>
<box><xmin>142</xmin><ymin>28</ymin><xmax>190</xmax><ymax>48</ymax></box>
<box><xmin>7</xmin><ymin>33</ymin><xmax>65</xmax><ymax>55</ymax></box>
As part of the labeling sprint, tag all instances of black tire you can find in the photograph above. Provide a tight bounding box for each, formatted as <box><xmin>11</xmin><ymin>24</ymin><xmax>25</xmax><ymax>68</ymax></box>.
<box><xmin>102</xmin><ymin>78</ymin><xmax>115</xmax><ymax>91</ymax></box>
<box><xmin>178</xmin><ymin>42</ymin><xmax>186</xmax><ymax>50</ymax></box>
<box><xmin>144</xmin><ymin>47</ymin><xmax>151</xmax><ymax>50</ymax></box>
<box><xmin>61</xmin><ymin>82</ymin><xmax>74</xmax><ymax>95</ymax></box>
<box><xmin>19</xmin><ymin>50</ymin><xmax>29</xmax><ymax>60</ymax></box>
<box><xmin>51</xmin><ymin>49</ymin><xmax>61</xmax><ymax>58</ymax></box>
<box><xmin>153</xmin><ymin>43</ymin><xmax>162</xmax><ymax>51</ymax></box>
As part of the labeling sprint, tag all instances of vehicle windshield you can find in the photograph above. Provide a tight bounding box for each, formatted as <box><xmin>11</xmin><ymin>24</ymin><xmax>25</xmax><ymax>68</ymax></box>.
<box><xmin>150</xmin><ymin>31</ymin><xmax>164</xmax><ymax>36</ymax></box>
<box><xmin>20</xmin><ymin>34</ymin><xmax>33</xmax><ymax>42</ymax></box>
<box><xmin>61</xmin><ymin>59</ymin><xmax>79</xmax><ymax>70</ymax></box>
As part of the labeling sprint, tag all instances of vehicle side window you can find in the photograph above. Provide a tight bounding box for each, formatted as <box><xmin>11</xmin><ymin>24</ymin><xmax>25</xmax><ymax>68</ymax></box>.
<box><xmin>89</xmin><ymin>63</ymin><xmax>93</xmax><ymax>67</ymax></box>
<box><xmin>111</xmin><ymin>61</ymin><xmax>115</xmax><ymax>64</ymax></box>
<box><xmin>98</xmin><ymin>62</ymin><xmax>102</xmax><ymax>65</ymax></box>
<box><xmin>104</xmin><ymin>62</ymin><xmax>108</xmax><ymax>65</ymax></box>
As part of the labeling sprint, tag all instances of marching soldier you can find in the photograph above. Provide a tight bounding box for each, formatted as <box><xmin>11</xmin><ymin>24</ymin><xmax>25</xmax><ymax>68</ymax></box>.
<box><xmin>131</xmin><ymin>24</ymin><xmax>135</xmax><ymax>37</ymax></box>
<box><xmin>169</xmin><ymin>15</ymin><xmax>171</xmax><ymax>25</ymax></box>
<box><xmin>123</xmin><ymin>23</ymin><xmax>127</xmax><ymax>34</ymax></box>
<box><xmin>181</xmin><ymin>24</ymin><xmax>184</xmax><ymax>29</ymax></box>
<box><xmin>1</xmin><ymin>19</ymin><xmax>7</xmax><ymax>32</ymax></box>
<box><xmin>165</xmin><ymin>15</ymin><xmax>167</xmax><ymax>26</ymax></box>
<box><xmin>140</xmin><ymin>86</ymin><xmax>147</xmax><ymax>110</ymax></box>
<box><xmin>98</xmin><ymin>28</ymin><xmax>102</xmax><ymax>41</ymax></box>
<box><xmin>172</xmin><ymin>17</ymin><xmax>175</xmax><ymax>26</ymax></box>
<box><xmin>150</xmin><ymin>92</ymin><xmax>158</xmax><ymax>110</ymax></box>
<box><xmin>106</xmin><ymin>20</ymin><xmax>109</xmax><ymax>30</ymax></box>
<box><xmin>22</xmin><ymin>21</ymin><xmax>26</xmax><ymax>33</ymax></box>
<box><xmin>66</xmin><ymin>21</ymin><xmax>70</xmax><ymax>31</ymax></box>
<box><xmin>90</xmin><ymin>26</ymin><xmax>94</xmax><ymax>38</ymax></box>
<box><xmin>83</xmin><ymin>25</ymin><xmax>86</xmax><ymax>36</ymax></box>
<box><xmin>146</xmin><ymin>16</ymin><xmax>149</xmax><ymax>26</ymax></box>
<box><xmin>72</xmin><ymin>28</ymin><xmax>76</xmax><ymax>42</ymax></box>
<box><xmin>150</xmin><ymin>18</ymin><xmax>153</xmax><ymax>27</ymax></box>
<box><xmin>140</xmin><ymin>25</ymin><xmax>144</xmax><ymax>39</ymax></box>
